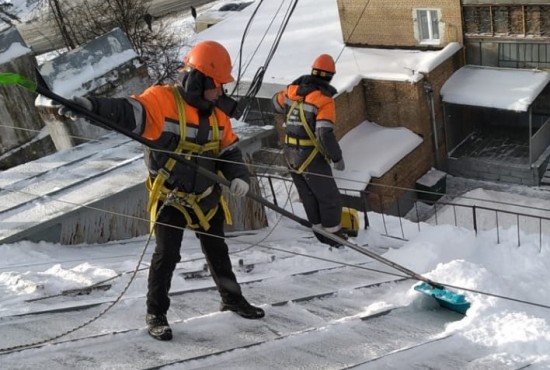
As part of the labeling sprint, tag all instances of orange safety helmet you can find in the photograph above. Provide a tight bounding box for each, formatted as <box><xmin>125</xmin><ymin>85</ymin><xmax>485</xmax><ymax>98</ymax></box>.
<box><xmin>183</xmin><ymin>41</ymin><xmax>234</xmax><ymax>84</ymax></box>
<box><xmin>311</xmin><ymin>54</ymin><xmax>336</xmax><ymax>79</ymax></box>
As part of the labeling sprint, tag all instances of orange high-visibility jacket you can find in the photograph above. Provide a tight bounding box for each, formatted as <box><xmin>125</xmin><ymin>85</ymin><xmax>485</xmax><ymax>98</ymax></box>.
<box><xmin>132</xmin><ymin>85</ymin><xmax>247</xmax><ymax>196</ymax></box>
<box><xmin>88</xmin><ymin>84</ymin><xmax>249</xmax><ymax>212</ymax></box>
<box><xmin>272</xmin><ymin>75</ymin><xmax>342</xmax><ymax>169</ymax></box>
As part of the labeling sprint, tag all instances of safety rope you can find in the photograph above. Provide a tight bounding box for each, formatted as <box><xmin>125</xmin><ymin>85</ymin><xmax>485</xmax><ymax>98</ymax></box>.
<box><xmin>1</xmin><ymin>128</ymin><xmax>550</xmax><ymax>340</ymax></box>
<box><xmin>0</xmin><ymin>196</ymin><xmax>175</xmax><ymax>354</ymax></box>
<box><xmin>1</xmin><ymin>176</ymin><xmax>550</xmax><ymax>355</ymax></box>
<box><xmin>9</xmin><ymin>123</ymin><xmax>550</xmax><ymax>214</ymax></box>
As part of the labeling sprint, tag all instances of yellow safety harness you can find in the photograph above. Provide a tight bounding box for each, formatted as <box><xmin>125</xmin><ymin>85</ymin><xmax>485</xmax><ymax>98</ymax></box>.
<box><xmin>284</xmin><ymin>99</ymin><xmax>329</xmax><ymax>174</ymax></box>
<box><xmin>146</xmin><ymin>86</ymin><xmax>232</xmax><ymax>232</ymax></box>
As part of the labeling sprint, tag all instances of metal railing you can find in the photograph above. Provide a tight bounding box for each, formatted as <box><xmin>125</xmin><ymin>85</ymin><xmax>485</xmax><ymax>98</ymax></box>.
<box><xmin>256</xmin><ymin>173</ymin><xmax>550</xmax><ymax>252</ymax></box>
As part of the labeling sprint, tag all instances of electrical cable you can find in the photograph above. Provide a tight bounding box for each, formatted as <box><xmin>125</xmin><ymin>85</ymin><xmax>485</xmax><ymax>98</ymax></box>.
<box><xmin>230</xmin><ymin>0</ymin><xmax>299</xmax><ymax>120</ymax></box>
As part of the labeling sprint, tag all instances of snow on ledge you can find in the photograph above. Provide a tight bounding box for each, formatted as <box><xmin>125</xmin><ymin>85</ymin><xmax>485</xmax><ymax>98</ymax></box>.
<box><xmin>335</xmin><ymin>121</ymin><xmax>423</xmax><ymax>192</ymax></box>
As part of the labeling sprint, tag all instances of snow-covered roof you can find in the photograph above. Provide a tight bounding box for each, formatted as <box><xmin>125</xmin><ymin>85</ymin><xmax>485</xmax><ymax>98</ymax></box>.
<box><xmin>38</xmin><ymin>28</ymin><xmax>138</xmax><ymax>97</ymax></box>
<box><xmin>191</xmin><ymin>0</ymin><xmax>462</xmax><ymax>99</ymax></box>
<box><xmin>441</xmin><ymin>65</ymin><xmax>550</xmax><ymax>112</ymax></box>
<box><xmin>195</xmin><ymin>1</ymin><xmax>253</xmax><ymax>25</ymax></box>
<box><xmin>335</xmin><ymin>122</ymin><xmax>423</xmax><ymax>191</ymax></box>
<box><xmin>0</xmin><ymin>27</ymin><xmax>32</xmax><ymax>65</ymax></box>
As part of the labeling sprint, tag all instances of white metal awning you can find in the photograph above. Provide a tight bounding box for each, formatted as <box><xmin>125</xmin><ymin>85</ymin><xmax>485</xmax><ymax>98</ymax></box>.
<box><xmin>441</xmin><ymin>65</ymin><xmax>550</xmax><ymax>112</ymax></box>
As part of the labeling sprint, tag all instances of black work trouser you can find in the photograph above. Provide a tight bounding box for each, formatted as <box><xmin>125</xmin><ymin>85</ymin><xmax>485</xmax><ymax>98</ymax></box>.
<box><xmin>146</xmin><ymin>203</ymin><xmax>242</xmax><ymax>315</ymax></box>
<box><xmin>290</xmin><ymin>155</ymin><xmax>342</xmax><ymax>230</ymax></box>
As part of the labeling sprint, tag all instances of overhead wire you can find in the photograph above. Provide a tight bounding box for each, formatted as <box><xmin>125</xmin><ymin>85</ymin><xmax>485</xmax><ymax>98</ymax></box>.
<box><xmin>1</xmin><ymin>163</ymin><xmax>544</xmax><ymax>294</ymax></box>
<box><xmin>230</xmin><ymin>0</ymin><xmax>299</xmax><ymax>120</ymax></box>
<box><xmin>334</xmin><ymin>0</ymin><xmax>371</xmax><ymax>64</ymax></box>
<box><xmin>3</xmin><ymin>0</ymin><xmax>549</xmax><ymax>355</ymax></box>
<box><xmin>3</xmin><ymin>122</ymin><xmax>550</xmax><ymax>215</ymax></box>
<box><xmin>229</xmin><ymin>0</ymin><xmax>265</xmax><ymax>97</ymax></box>
<box><xmin>3</xmin><ymin>176</ymin><xmax>550</xmax><ymax>324</ymax></box>
<box><xmin>226</xmin><ymin>0</ymin><xmax>299</xmax><ymax>226</ymax></box>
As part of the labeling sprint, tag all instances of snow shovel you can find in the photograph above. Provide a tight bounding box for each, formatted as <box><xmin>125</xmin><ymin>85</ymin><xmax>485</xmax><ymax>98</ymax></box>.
<box><xmin>0</xmin><ymin>71</ymin><xmax>470</xmax><ymax>315</ymax></box>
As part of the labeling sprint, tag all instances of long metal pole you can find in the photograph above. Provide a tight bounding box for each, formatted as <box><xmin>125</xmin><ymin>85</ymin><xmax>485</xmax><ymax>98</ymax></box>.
<box><xmin>31</xmin><ymin>74</ymin><xmax>445</xmax><ymax>289</ymax></box>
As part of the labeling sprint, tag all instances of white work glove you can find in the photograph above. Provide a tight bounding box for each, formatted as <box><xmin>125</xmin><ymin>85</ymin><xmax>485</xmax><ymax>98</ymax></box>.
<box><xmin>58</xmin><ymin>96</ymin><xmax>93</xmax><ymax>121</ymax></box>
<box><xmin>230</xmin><ymin>178</ymin><xmax>249</xmax><ymax>197</ymax></box>
<box><xmin>333</xmin><ymin>159</ymin><xmax>345</xmax><ymax>171</ymax></box>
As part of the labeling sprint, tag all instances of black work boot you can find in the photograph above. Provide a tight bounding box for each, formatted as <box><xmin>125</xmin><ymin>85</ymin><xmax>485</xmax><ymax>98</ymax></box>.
<box><xmin>329</xmin><ymin>229</ymin><xmax>349</xmax><ymax>249</ymax></box>
<box><xmin>315</xmin><ymin>229</ymin><xmax>348</xmax><ymax>248</ymax></box>
<box><xmin>146</xmin><ymin>313</ymin><xmax>173</xmax><ymax>341</ymax></box>
<box><xmin>220</xmin><ymin>297</ymin><xmax>265</xmax><ymax>319</ymax></box>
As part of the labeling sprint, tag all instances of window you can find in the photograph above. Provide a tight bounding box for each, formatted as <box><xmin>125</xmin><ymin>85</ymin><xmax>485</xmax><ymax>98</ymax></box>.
<box><xmin>464</xmin><ymin>5</ymin><xmax>550</xmax><ymax>37</ymax></box>
<box><xmin>416</xmin><ymin>9</ymin><xmax>440</xmax><ymax>44</ymax></box>
<box><xmin>464</xmin><ymin>6</ymin><xmax>491</xmax><ymax>34</ymax></box>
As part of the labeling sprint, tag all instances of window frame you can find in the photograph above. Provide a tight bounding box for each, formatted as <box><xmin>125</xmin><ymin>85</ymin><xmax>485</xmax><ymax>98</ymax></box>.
<box><xmin>414</xmin><ymin>8</ymin><xmax>441</xmax><ymax>45</ymax></box>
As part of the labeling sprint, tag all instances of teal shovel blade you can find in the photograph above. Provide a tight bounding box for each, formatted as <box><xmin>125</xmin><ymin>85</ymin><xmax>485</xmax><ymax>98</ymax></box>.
<box><xmin>414</xmin><ymin>282</ymin><xmax>470</xmax><ymax>315</ymax></box>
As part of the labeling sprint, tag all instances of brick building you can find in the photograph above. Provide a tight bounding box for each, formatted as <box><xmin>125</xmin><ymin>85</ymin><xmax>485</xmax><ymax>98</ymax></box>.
<box><xmin>334</xmin><ymin>0</ymin><xmax>465</xmax><ymax>211</ymax></box>
<box><xmin>334</xmin><ymin>0</ymin><xmax>550</xmax><ymax>209</ymax></box>
<box><xmin>337</xmin><ymin>0</ymin><xmax>463</xmax><ymax>48</ymax></box>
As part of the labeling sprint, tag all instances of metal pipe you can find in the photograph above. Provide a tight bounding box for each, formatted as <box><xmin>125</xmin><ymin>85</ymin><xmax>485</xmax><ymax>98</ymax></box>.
<box><xmin>424</xmin><ymin>81</ymin><xmax>440</xmax><ymax>167</ymax></box>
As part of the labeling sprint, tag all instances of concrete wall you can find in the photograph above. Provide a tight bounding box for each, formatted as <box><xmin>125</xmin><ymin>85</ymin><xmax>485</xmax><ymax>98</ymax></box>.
<box><xmin>448</xmin><ymin>157</ymin><xmax>540</xmax><ymax>186</ymax></box>
<box><xmin>38</xmin><ymin>61</ymin><xmax>150</xmax><ymax>151</ymax></box>
<box><xmin>337</xmin><ymin>0</ymin><xmax>463</xmax><ymax>48</ymax></box>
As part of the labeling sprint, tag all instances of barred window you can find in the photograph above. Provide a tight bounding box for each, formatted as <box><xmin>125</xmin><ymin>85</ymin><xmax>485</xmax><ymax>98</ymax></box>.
<box><xmin>526</xmin><ymin>6</ymin><xmax>542</xmax><ymax>36</ymax></box>
<box><xmin>464</xmin><ymin>6</ymin><xmax>491</xmax><ymax>34</ymax></box>
<box><xmin>464</xmin><ymin>5</ymin><xmax>550</xmax><ymax>37</ymax></box>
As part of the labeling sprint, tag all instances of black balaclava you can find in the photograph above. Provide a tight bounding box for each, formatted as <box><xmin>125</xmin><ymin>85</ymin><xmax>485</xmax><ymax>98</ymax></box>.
<box><xmin>179</xmin><ymin>68</ymin><xmax>216</xmax><ymax>114</ymax></box>
<box><xmin>179</xmin><ymin>68</ymin><xmax>239</xmax><ymax>118</ymax></box>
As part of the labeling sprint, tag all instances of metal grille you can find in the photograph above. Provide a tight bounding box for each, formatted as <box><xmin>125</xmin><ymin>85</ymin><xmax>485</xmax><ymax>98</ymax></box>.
<box><xmin>464</xmin><ymin>5</ymin><xmax>550</xmax><ymax>37</ymax></box>
<box><xmin>499</xmin><ymin>42</ymin><xmax>550</xmax><ymax>69</ymax></box>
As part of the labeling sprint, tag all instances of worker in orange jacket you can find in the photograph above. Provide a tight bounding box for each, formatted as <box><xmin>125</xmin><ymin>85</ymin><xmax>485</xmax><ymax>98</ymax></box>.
<box><xmin>272</xmin><ymin>54</ymin><xmax>347</xmax><ymax>247</ymax></box>
<box><xmin>59</xmin><ymin>41</ymin><xmax>264</xmax><ymax>341</ymax></box>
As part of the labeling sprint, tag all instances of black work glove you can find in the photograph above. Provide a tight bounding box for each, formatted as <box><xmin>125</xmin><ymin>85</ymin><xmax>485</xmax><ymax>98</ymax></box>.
<box><xmin>216</xmin><ymin>94</ymin><xmax>240</xmax><ymax>118</ymax></box>
<box><xmin>58</xmin><ymin>97</ymin><xmax>93</xmax><ymax>121</ymax></box>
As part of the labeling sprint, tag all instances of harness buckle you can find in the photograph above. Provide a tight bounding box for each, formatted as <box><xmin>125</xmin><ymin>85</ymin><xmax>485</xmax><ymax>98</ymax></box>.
<box><xmin>158</xmin><ymin>168</ymin><xmax>170</xmax><ymax>180</ymax></box>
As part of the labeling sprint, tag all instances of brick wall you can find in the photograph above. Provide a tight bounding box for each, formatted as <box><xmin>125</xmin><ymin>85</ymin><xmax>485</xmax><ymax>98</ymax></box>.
<box><xmin>367</xmin><ymin>143</ymin><xmax>433</xmax><ymax>211</ymax></box>
<box><xmin>422</xmin><ymin>50</ymin><xmax>465</xmax><ymax>165</ymax></box>
<box><xmin>337</xmin><ymin>0</ymin><xmax>463</xmax><ymax>48</ymax></box>
<box><xmin>334</xmin><ymin>83</ymin><xmax>368</xmax><ymax>139</ymax></box>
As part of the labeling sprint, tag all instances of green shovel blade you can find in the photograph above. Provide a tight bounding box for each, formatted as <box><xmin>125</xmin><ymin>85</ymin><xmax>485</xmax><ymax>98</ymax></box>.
<box><xmin>0</xmin><ymin>73</ymin><xmax>37</xmax><ymax>91</ymax></box>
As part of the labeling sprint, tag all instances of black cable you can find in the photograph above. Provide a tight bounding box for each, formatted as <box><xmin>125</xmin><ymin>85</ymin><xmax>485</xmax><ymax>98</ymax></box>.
<box><xmin>234</xmin><ymin>0</ymin><xmax>299</xmax><ymax>120</ymax></box>
<box><xmin>335</xmin><ymin>0</ymin><xmax>371</xmax><ymax>63</ymax></box>
<box><xmin>231</xmin><ymin>0</ymin><xmax>264</xmax><ymax>97</ymax></box>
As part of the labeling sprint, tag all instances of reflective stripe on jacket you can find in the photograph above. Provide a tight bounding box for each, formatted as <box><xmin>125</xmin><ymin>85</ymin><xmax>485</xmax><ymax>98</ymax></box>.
<box><xmin>132</xmin><ymin>85</ymin><xmax>237</xmax><ymax>147</ymax></box>
<box><xmin>133</xmin><ymin>85</ymin><xmax>247</xmax><ymax>201</ymax></box>
<box><xmin>273</xmin><ymin>75</ymin><xmax>343</xmax><ymax>169</ymax></box>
